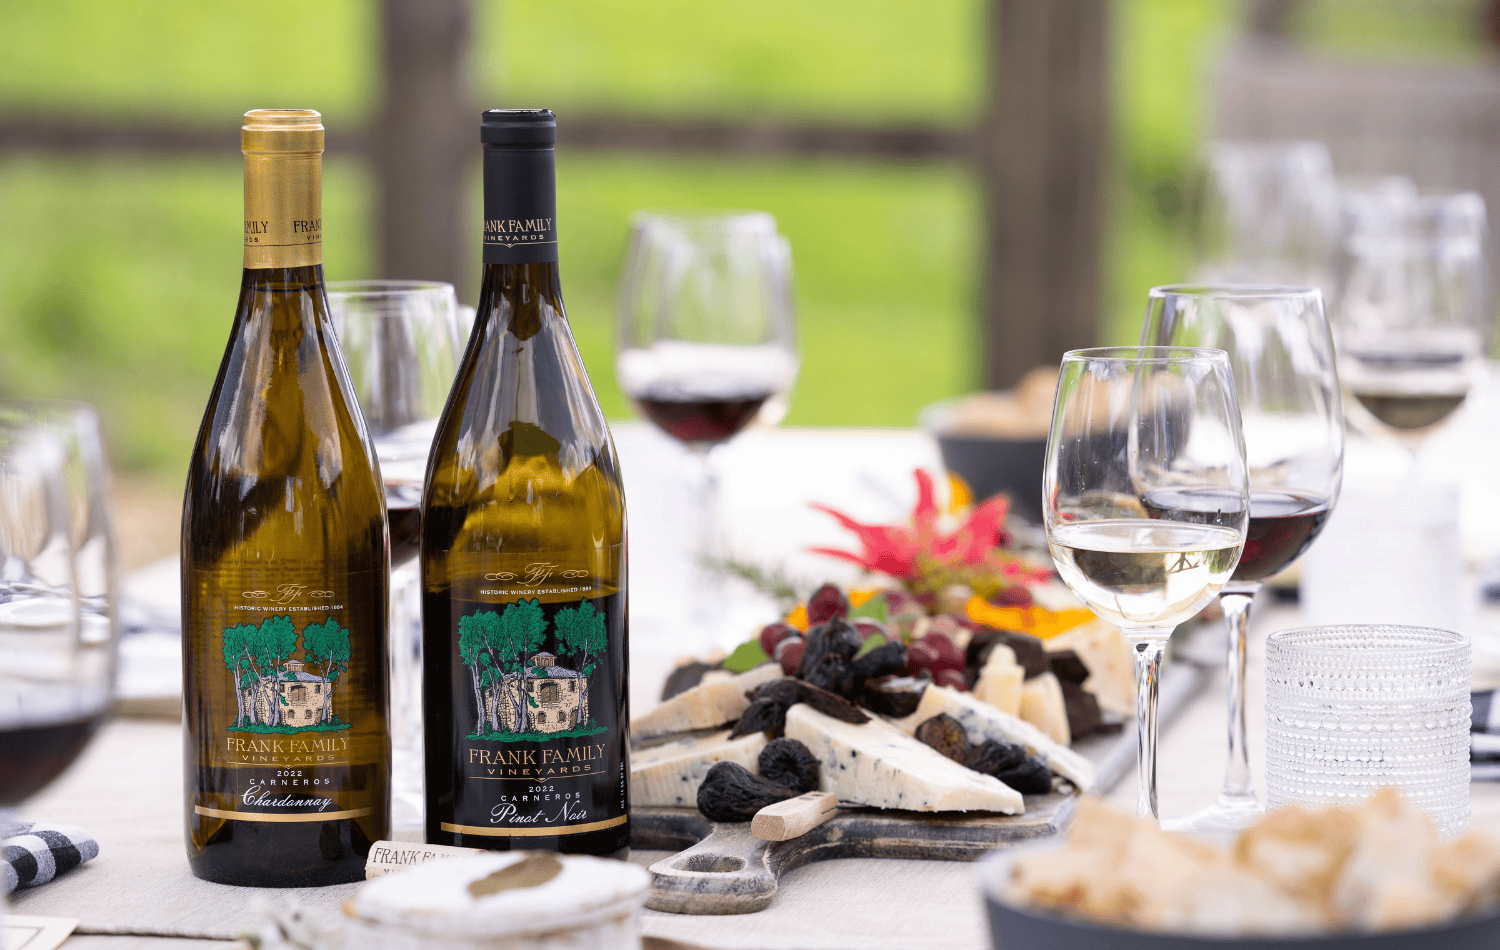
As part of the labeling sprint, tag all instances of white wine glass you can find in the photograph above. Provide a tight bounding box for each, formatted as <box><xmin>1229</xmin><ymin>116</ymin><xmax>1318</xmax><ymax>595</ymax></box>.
<box><xmin>1044</xmin><ymin>347</ymin><xmax>1248</xmax><ymax>819</ymax></box>
<box><xmin>327</xmin><ymin>279</ymin><xmax>463</xmax><ymax>833</ymax></box>
<box><xmin>1142</xmin><ymin>287</ymin><xmax>1343</xmax><ymax>831</ymax></box>
<box><xmin>615</xmin><ymin>211</ymin><xmax>798</xmax><ymax>645</ymax></box>
<box><xmin>1333</xmin><ymin>191</ymin><xmax>1490</xmax><ymax>454</ymax></box>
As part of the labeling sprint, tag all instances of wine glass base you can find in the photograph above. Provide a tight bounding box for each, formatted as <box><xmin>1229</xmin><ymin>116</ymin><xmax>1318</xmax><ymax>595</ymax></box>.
<box><xmin>1161</xmin><ymin>796</ymin><xmax>1264</xmax><ymax>834</ymax></box>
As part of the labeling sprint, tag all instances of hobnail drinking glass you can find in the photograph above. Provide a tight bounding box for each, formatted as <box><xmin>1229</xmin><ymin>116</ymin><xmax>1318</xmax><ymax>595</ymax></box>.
<box><xmin>1265</xmin><ymin>624</ymin><xmax>1471</xmax><ymax>837</ymax></box>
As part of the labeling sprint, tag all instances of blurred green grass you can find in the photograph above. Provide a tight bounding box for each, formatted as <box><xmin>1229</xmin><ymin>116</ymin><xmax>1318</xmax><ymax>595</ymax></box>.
<box><xmin>0</xmin><ymin>0</ymin><xmax>1255</xmax><ymax>483</ymax></box>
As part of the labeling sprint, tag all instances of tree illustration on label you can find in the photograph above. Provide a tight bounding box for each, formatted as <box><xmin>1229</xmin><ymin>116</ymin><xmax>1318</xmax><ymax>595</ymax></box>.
<box><xmin>302</xmin><ymin>617</ymin><xmax>352</xmax><ymax>725</ymax></box>
<box><xmin>220</xmin><ymin>614</ymin><xmax>353</xmax><ymax>733</ymax></box>
<box><xmin>553</xmin><ymin>601</ymin><xmax>607</xmax><ymax>728</ymax></box>
<box><xmin>457</xmin><ymin>599</ymin><xmax>605</xmax><ymax>741</ymax></box>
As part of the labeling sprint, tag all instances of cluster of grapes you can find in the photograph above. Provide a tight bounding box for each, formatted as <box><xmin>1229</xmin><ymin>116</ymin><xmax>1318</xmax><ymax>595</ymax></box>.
<box><xmin>757</xmin><ymin>583</ymin><xmax>975</xmax><ymax>693</ymax></box>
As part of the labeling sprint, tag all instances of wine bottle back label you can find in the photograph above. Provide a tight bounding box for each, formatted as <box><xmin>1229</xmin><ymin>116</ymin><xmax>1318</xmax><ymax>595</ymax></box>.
<box><xmin>425</xmin><ymin>550</ymin><xmax>627</xmax><ymax>842</ymax></box>
<box><xmin>184</xmin><ymin>566</ymin><xmax>388</xmax><ymax>825</ymax></box>
<box><xmin>482</xmin><ymin>144</ymin><xmax>558</xmax><ymax>266</ymax></box>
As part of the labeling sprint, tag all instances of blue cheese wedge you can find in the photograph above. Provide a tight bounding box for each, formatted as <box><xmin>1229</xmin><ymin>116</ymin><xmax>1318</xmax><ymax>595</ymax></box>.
<box><xmin>629</xmin><ymin>729</ymin><xmax>768</xmax><ymax>807</ymax></box>
<box><xmin>892</xmin><ymin>685</ymin><xmax>1096</xmax><ymax>791</ymax></box>
<box><xmin>631</xmin><ymin>663</ymin><xmax>783</xmax><ymax>739</ymax></box>
<box><xmin>784</xmin><ymin>704</ymin><xmax>1024</xmax><ymax>814</ymax></box>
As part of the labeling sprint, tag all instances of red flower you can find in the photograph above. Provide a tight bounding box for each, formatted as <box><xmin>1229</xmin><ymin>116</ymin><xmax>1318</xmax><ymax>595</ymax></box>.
<box><xmin>809</xmin><ymin>469</ymin><xmax>1020</xmax><ymax>580</ymax></box>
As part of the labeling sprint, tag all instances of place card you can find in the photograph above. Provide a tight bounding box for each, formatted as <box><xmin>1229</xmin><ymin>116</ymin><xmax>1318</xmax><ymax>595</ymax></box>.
<box><xmin>365</xmin><ymin>839</ymin><xmax>482</xmax><ymax>879</ymax></box>
<box><xmin>3</xmin><ymin>915</ymin><xmax>78</xmax><ymax>950</ymax></box>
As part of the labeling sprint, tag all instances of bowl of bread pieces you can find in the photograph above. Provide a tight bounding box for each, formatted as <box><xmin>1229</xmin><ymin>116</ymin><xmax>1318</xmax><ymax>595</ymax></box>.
<box><xmin>919</xmin><ymin>367</ymin><xmax>1057</xmax><ymax>521</ymax></box>
<box><xmin>977</xmin><ymin>791</ymin><xmax>1500</xmax><ymax>949</ymax></box>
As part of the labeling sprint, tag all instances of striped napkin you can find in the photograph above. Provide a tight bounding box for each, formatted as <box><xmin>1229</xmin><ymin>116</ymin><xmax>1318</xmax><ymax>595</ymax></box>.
<box><xmin>1472</xmin><ymin>690</ymin><xmax>1500</xmax><ymax>781</ymax></box>
<box><xmin>1</xmin><ymin>819</ymin><xmax>99</xmax><ymax>893</ymax></box>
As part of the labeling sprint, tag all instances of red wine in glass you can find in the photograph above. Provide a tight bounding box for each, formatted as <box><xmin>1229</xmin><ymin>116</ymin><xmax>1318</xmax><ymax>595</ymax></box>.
<box><xmin>635</xmin><ymin>389</ymin><xmax>773</xmax><ymax>445</ymax></box>
<box><xmin>1233</xmin><ymin>489</ymin><xmax>1331</xmax><ymax>582</ymax></box>
<box><xmin>0</xmin><ymin>714</ymin><xmax>103</xmax><ymax>806</ymax></box>
<box><xmin>1141</xmin><ymin>487</ymin><xmax>1330</xmax><ymax>583</ymax></box>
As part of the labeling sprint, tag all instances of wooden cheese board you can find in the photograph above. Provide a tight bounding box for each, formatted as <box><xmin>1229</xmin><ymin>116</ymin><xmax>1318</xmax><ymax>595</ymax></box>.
<box><xmin>627</xmin><ymin>648</ymin><xmax>1214</xmax><ymax>915</ymax></box>
<box><xmin>631</xmin><ymin>790</ymin><xmax>1076</xmax><ymax>914</ymax></box>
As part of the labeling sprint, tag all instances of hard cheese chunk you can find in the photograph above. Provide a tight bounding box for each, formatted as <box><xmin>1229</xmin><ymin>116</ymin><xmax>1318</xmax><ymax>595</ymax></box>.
<box><xmin>631</xmin><ymin>662</ymin><xmax>783</xmax><ymax>739</ymax></box>
<box><xmin>630</xmin><ymin>729</ymin><xmax>768</xmax><ymax>807</ymax></box>
<box><xmin>1020</xmin><ymin>672</ymin><xmax>1071</xmax><ymax>746</ymax></box>
<box><xmin>785</xmin><ymin>704</ymin><xmax>1024</xmax><ymax>814</ymax></box>
<box><xmin>893</xmin><ymin>685</ymin><xmax>1096</xmax><ymax>791</ymax></box>
<box><xmin>973</xmin><ymin>644</ymin><xmax>1024</xmax><ymax>717</ymax></box>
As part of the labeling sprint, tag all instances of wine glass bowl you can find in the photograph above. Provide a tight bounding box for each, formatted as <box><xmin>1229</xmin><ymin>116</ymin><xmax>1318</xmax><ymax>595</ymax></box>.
<box><xmin>1333</xmin><ymin>192</ymin><xmax>1490</xmax><ymax>449</ymax></box>
<box><xmin>1044</xmin><ymin>346</ymin><xmax>1249</xmax><ymax>819</ymax></box>
<box><xmin>1141</xmin><ymin>285</ymin><xmax>1343</xmax><ymax>832</ymax></box>
<box><xmin>616</xmin><ymin>210</ymin><xmax>798</xmax><ymax>448</ymax></box>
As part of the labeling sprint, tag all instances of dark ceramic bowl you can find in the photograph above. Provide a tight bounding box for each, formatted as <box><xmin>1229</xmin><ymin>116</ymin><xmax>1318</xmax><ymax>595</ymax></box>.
<box><xmin>975</xmin><ymin>846</ymin><xmax>1500</xmax><ymax>950</ymax></box>
<box><xmin>919</xmin><ymin>397</ymin><xmax>1046</xmax><ymax>521</ymax></box>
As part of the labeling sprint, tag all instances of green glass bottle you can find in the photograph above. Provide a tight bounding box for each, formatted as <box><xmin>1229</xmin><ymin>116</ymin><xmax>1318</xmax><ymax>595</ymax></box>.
<box><xmin>181</xmin><ymin>109</ymin><xmax>390</xmax><ymax>886</ymax></box>
<box><xmin>422</xmin><ymin>109</ymin><xmax>629</xmax><ymax>857</ymax></box>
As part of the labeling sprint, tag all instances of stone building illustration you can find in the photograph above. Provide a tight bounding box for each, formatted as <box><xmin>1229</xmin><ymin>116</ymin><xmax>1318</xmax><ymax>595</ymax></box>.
<box><xmin>242</xmin><ymin>659</ymin><xmax>329</xmax><ymax>727</ymax></box>
<box><xmin>482</xmin><ymin>652</ymin><xmax>590</xmax><ymax>734</ymax></box>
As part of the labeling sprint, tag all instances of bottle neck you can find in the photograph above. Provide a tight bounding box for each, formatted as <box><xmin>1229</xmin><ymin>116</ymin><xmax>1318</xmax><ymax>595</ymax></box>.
<box><xmin>478</xmin><ymin>261</ymin><xmax>564</xmax><ymax>340</ymax></box>
<box><xmin>482</xmin><ymin>144</ymin><xmax>558</xmax><ymax>268</ymax></box>
<box><xmin>243</xmin><ymin>150</ymin><xmax>323</xmax><ymax>270</ymax></box>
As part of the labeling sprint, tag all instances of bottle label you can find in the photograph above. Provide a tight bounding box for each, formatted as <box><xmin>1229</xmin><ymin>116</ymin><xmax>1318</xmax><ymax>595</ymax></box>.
<box><xmin>243</xmin><ymin>152</ymin><xmax>323</xmax><ymax>270</ymax></box>
<box><xmin>429</xmin><ymin>552</ymin><xmax>627</xmax><ymax>840</ymax></box>
<box><xmin>482</xmin><ymin>145</ymin><xmax>558</xmax><ymax>266</ymax></box>
<box><xmin>185</xmin><ymin>567</ymin><xmax>387</xmax><ymax>824</ymax></box>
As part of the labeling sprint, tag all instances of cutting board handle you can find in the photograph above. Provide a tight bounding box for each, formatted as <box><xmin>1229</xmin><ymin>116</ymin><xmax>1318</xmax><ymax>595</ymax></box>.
<box><xmin>645</xmin><ymin>822</ymin><xmax>780</xmax><ymax>915</ymax></box>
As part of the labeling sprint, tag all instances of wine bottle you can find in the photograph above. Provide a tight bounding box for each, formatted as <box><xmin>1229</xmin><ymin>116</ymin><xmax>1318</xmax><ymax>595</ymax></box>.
<box><xmin>422</xmin><ymin>109</ymin><xmax>629</xmax><ymax>856</ymax></box>
<box><xmin>181</xmin><ymin>110</ymin><xmax>390</xmax><ymax>886</ymax></box>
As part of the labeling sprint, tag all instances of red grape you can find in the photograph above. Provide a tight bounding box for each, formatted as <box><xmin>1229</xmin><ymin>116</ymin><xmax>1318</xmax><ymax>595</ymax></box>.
<box><xmin>806</xmin><ymin>584</ymin><xmax>849</xmax><ymax>625</ymax></box>
<box><xmin>775</xmin><ymin>637</ymin><xmax>806</xmax><ymax>676</ymax></box>
<box><xmin>758</xmin><ymin>622</ymin><xmax>799</xmax><ymax>657</ymax></box>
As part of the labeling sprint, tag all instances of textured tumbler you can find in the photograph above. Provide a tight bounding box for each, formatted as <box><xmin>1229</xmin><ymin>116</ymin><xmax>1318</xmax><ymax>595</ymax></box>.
<box><xmin>1265</xmin><ymin>624</ymin><xmax>1470</xmax><ymax>836</ymax></box>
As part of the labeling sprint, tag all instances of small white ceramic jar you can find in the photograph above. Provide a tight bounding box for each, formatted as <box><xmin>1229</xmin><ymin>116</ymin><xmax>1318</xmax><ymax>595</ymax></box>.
<box><xmin>345</xmin><ymin>851</ymin><xmax>651</xmax><ymax>950</ymax></box>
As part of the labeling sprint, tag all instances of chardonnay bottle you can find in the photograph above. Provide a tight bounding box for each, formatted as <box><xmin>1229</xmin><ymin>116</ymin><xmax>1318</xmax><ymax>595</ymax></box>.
<box><xmin>422</xmin><ymin>109</ymin><xmax>629</xmax><ymax>856</ymax></box>
<box><xmin>181</xmin><ymin>110</ymin><xmax>390</xmax><ymax>886</ymax></box>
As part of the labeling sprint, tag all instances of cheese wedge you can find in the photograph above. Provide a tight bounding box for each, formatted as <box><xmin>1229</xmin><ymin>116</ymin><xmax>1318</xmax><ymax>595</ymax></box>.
<box><xmin>631</xmin><ymin>663</ymin><xmax>783</xmax><ymax>739</ymax></box>
<box><xmin>784</xmin><ymin>704</ymin><xmax>1024</xmax><ymax>814</ymax></box>
<box><xmin>973</xmin><ymin>644</ymin><xmax>1024</xmax><ymax>716</ymax></box>
<box><xmin>892</xmin><ymin>685</ymin><xmax>1096</xmax><ymax>791</ymax></box>
<box><xmin>1020</xmin><ymin>672</ymin><xmax>1071</xmax><ymax>746</ymax></box>
<box><xmin>630</xmin><ymin>729</ymin><xmax>768</xmax><ymax>807</ymax></box>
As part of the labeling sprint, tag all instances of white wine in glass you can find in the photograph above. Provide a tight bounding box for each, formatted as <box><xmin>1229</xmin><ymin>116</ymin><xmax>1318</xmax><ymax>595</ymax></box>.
<box><xmin>1044</xmin><ymin>347</ymin><xmax>1248</xmax><ymax>819</ymax></box>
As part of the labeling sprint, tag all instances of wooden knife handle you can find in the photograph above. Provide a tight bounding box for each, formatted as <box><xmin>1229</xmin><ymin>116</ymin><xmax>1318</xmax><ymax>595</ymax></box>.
<box><xmin>751</xmin><ymin>792</ymin><xmax>838</xmax><ymax>842</ymax></box>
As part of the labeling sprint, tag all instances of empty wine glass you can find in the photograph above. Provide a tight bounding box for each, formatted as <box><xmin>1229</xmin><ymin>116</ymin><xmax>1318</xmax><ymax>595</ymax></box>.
<box><xmin>1333</xmin><ymin>191</ymin><xmax>1490</xmax><ymax>454</ymax></box>
<box><xmin>1194</xmin><ymin>141</ymin><xmax>1342</xmax><ymax>289</ymax></box>
<box><xmin>327</xmin><ymin>280</ymin><xmax>463</xmax><ymax>832</ymax></box>
<box><xmin>1044</xmin><ymin>347</ymin><xmax>1248</xmax><ymax>819</ymax></box>
<box><xmin>615</xmin><ymin>211</ymin><xmax>798</xmax><ymax>645</ymax></box>
<box><xmin>1142</xmin><ymin>287</ymin><xmax>1343</xmax><ymax>831</ymax></box>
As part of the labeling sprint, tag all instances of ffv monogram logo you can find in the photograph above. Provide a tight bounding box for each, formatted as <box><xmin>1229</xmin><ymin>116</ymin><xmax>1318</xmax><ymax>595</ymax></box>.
<box><xmin>243</xmin><ymin>584</ymin><xmax>335</xmax><ymax>603</ymax></box>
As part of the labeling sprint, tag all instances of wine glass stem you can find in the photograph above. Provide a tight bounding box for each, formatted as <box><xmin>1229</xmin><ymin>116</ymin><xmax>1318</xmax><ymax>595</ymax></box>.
<box><xmin>1131</xmin><ymin>633</ymin><xmax>1171</xmax><ymax>820</ymax></box>
<box><xmin>689</xmin><ymin>444</ymin><xmax>722</xmax><ymax>629</ymax></box>
<box><xmin>1218</xmin><ymin>589</ymin><xmax>1258</xmax><ymax>804</ymax></box>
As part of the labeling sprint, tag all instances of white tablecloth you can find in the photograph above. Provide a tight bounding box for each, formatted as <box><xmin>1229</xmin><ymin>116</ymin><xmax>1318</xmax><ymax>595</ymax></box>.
<box><xmin>18</xmin><ymin>419</ymin><xmax>1500</xmax><ymax>950</ymax></box>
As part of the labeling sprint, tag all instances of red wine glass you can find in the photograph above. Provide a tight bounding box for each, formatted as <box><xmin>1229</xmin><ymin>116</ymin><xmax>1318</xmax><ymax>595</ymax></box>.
<box><xmin>1141</xmin><ymin>286</ymin><xmax>1343</xmax><ymax>831</ymax></box>
<box><xmin>615</xmin><ymin>211</ymin><xmax>798</xmax><ymax>644</ymax></box>
<box><xmin>0</xmin><ymin>405</ymin><xmax>117</xmax><ymax>926</ymax></box>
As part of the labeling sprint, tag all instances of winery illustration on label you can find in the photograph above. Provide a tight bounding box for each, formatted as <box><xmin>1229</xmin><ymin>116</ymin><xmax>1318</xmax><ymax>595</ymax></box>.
<box><xmin>458</xmin><ymin>598</ymin><xmax>607</xmax><ymax>743</ymax></box>
<box><xmin>221</xmin><ymin>614</ymin><xmax>354</xmax><ymax>734</ymax></box>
